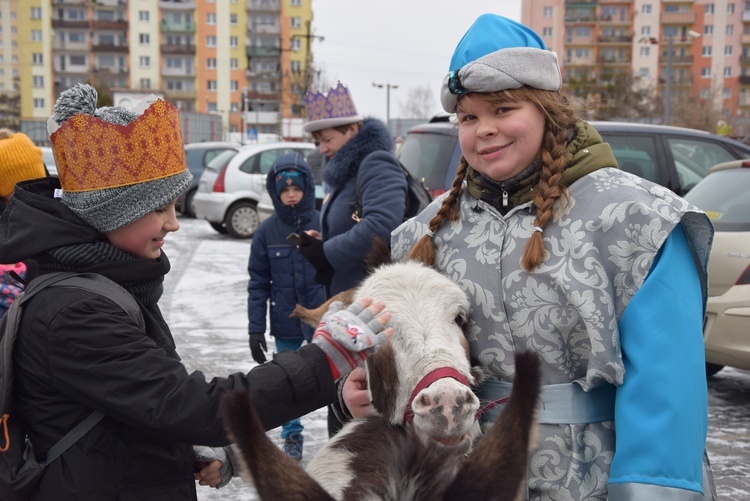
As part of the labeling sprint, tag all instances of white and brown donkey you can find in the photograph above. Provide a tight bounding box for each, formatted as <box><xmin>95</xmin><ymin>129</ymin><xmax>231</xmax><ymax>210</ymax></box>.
<box><xmin>221</xmin><ymin>243</ymin><xmax>540</xmax><ymax>500</ymax></box>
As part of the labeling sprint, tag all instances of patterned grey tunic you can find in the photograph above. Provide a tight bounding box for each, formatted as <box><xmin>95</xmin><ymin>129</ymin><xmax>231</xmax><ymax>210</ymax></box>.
<box><xmin>391</xmin><ymin>168</ymin><xmax>712</xmax><ymax>500</ymax></box>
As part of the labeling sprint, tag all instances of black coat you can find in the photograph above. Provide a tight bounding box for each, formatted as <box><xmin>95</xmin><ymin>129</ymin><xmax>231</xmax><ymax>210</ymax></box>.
<box><xmin>0</xmin><ymin>178</ymin><xmax>337</xmax><ymax>500</ymax></box>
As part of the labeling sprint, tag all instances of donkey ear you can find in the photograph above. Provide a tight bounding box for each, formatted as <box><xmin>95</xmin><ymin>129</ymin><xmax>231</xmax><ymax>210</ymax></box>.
<box><xmin>291</xmin><ymin>289</ymin><xmax>356</xmax><ymax>326</ymax></box>
<box><xmin>220</xmin><ymin>391</ymin><xmax>335</xmax><ymax>501</ymax></box>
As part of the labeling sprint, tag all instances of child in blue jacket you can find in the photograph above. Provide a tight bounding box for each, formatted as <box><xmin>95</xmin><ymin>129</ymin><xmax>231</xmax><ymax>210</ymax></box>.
<box><xmin>247</xmin><ymin>152</ymin><xmax>326</xmax><ymax>461</ymax></box>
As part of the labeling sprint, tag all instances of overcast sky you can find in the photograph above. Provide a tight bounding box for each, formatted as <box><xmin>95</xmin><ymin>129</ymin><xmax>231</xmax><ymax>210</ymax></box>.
<box><xmin>309</xmin><ymin>1</ymin><xmax>522</xmax><ymax>123</ymax></box>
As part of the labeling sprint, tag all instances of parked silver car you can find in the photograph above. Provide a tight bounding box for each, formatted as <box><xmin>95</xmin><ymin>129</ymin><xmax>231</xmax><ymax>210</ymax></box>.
<box><xmin>178</xmin><ymin>142</ymin><xmax>242</xmax><ymax>217</ymax></box>
<box><xmin>193</xmin><ymin>142</ymin><xmax>316</xmax><ymax>238</ymax></box>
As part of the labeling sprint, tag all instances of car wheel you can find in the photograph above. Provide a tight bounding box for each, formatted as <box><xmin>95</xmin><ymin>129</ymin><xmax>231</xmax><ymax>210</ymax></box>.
<box><xmin>706</xmin><ymin>363</ymin><xmax>724</xmax><ymax>378</ymax></box>
<box><xmin>224</xmin><ymin>201</ymin><xmax>259</xmax><ymax>239</ymax></box>
<box><xmin>209</xmin><ymin>222</ymin><xmax>228</xmax><ymax>234</ymax></box>
<box><xmin>183</xmin><ymin>189</ymin><xmax>197</xmax><ymax>218</ymax></box>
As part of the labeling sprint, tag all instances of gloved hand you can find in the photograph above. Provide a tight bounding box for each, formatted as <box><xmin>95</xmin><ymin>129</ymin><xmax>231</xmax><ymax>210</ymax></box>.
<box><xmin>193</xmin><ymin>445</ymin><xmax>235</xmax><ymax>489</ymax></box>
<box><xmin>296</xmin><ymin>232</ymin><xmax>334</xmax><ymax>287</ymax></box>
<box><xmin>312</xmin><ymin>300</ymin><xmax>390</xmax><ymax>381</ymax></box>
<box><xmin>249</xmin><ymin>333</ymin><xmax>267</xmax><ymax>364</ymax></box>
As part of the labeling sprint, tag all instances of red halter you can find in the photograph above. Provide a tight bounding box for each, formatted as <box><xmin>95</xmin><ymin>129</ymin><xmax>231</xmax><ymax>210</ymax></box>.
<box><xmin>402</xmin><ymin>367</ymin><xmax>510</xmax><ymax>425</ymax></box>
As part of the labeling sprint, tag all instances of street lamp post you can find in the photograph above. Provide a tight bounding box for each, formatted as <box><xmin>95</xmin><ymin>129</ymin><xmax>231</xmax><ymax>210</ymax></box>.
<box><xmin>664</xmin><ymin>35</ymin><xmax>674</xmax><ymax>126</ymax></box>
<box><xmin>372</xmin><ymin>82</ymin><xmax>398</xmax><ymax>133</ymax></box>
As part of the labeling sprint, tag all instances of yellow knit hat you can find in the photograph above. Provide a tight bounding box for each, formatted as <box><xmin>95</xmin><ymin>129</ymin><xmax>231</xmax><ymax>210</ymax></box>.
<box><xmin>0</xmin><ymin>132</ymin><xmax>46</xmax><ymax>198</ymax></box>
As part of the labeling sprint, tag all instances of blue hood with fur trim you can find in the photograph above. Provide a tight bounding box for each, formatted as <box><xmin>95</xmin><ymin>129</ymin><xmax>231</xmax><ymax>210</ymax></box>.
<box><xmin>322</xmin><ymin>118</ymin><xmax>395</xmax><ymax>190</ymax></box>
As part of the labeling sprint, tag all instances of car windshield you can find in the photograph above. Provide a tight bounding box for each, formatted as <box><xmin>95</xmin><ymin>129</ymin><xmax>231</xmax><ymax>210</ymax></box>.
<box><xmin>205</xmin><ymin>149</ymin><xmax>238</xmax><ymax>173</ymax></box>
<box><xmin>684</xmin><ymin>168</ymin><xmax>750</xmax><ymax>231</ymax></box>
<box><xmin>398</xmin><ymin>131</ymin><xmax>457</xmax><ymax>192</ymax></box>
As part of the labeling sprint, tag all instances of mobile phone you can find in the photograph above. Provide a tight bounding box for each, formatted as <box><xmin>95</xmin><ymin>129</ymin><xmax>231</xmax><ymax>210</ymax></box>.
<box><xmin>286</xmin><ymin>232</ymin><xmax>303</xmax><ymax>246</ymax></box>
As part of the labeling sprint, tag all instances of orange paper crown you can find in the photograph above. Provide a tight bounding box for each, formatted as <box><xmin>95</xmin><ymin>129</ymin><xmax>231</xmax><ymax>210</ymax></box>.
<box><xmin>50</xmin><ymin>99</ymin><xmax>187</xmax><ymax>193</ymax></box>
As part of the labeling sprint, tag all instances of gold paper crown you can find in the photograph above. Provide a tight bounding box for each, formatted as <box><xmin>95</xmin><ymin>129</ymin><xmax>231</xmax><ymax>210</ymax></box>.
<box><xmin>50</xmin><ymin>99</ymin><xmax>187</xmax><ymax>193</ymax></box>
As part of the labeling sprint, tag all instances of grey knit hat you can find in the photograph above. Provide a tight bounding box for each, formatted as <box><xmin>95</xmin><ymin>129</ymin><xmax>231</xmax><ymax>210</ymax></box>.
<box><xmin>441</xmin><ymin>14</ymin><xmax>562</xmax><ymax>113</ymax></box>
<box><xmin>48</xmin><ymin>83</ymin><xmax>192</xmax><ymax>232</ymax></box>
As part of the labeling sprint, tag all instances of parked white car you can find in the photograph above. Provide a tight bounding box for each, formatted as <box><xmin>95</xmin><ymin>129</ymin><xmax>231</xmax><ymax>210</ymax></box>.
<box><xmin>39</xmin><ymin>146</ymin><xmax>57</xmax><ymax>176</ymax></box>
<box><xmin>193</xmin><ymin>142</ymin><xmax>316</xmax><ymax>238</ymax></box>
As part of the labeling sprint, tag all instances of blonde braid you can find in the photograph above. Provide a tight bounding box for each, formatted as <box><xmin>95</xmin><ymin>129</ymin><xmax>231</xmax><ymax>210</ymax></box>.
<box><xmin>406</xmin><ymin>158</ymin><xmax>469</xmax><ymax>266</ymax></box>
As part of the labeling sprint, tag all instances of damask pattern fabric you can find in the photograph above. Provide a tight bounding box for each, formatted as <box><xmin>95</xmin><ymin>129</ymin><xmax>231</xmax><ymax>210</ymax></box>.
<box><xmin>392</xmin><ymin>169</ymin><xmax>712</xmax><ymax>500</ymax></box>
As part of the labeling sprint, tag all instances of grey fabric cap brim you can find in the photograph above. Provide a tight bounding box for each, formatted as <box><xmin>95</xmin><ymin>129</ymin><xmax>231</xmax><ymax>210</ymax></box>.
<box><xmin>441</xmin><ymin>47</ymin><xmax>561</xmax><ymax>113</ymax></box>
<box><xmin>303</xmin><ymin>115</ymin><xmax>363</xmax><ymax>133</ymax></box>
<box><xmin>62</xmin><ymin>170</ymin><xmax>193</xmax><ymax>232</ymax></box>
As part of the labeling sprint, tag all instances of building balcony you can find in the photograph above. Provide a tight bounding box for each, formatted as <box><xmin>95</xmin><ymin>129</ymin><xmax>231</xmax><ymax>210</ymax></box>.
<box><xmin>742</xmin><ymin>34</ymin><xmax>750</xmax><ymax>45</ymax></box>
<box><xmin>599</xmin><ymin>35</ymin><xmax>633</xmax><ymax>43</ymax></box>
<box><xmin>91</xmin><ymin>20</ymin><xmax>128</xmax><ymax>31</ymax></box>
<box><xmin>740</xmin><ymin>56</ymin><xmax>750</xmax><ymax>65</ymax></box>
<box><xmin>246</xmin><ymin>68</ymin><xmax>280</xmax><ymax>79</ymax></box>
<box><xmin>52</xmin><ymin>0</ymin><xmax>88</xmax><ymax>5</ymax></box>
<box><xmin>565</xmin><ymin>0</ymin><xmax>598</xmax><ymax>4</ymax></box>
<box><xmin>52</xmin><ymin>40</ymin><xmax>88</xmax><ymax>51</ymax></box>
<box><xmin>243</xmin><ymin>110</ymin><xmax>280</xmax><ymax>126</ymax></box>
<box><xmin>740</xmin><ymin>76</ymin><xmax>750</xmax><ymax>85</ymax></box>
<box><xmin>661</xmin><ymin>12</ymin><xmax>695</xmax><ymax>24</ymax></box>
<box><xmin>164</xmin><ymin>89</ymin><xmax>197</xmax><ymax>100</ymax></box>
<box><xmin>565</xmin><ymin>15</ymin><xmax>597</xmax><ymax>23</ymax></box>
<box><xmin>92</xmin><ymin>43</ymin><xmax>129</xmax><ymax>53</ymax></box>
<box><xmin>248</xmin><ymin>0</ymin><xmax>280</xmax><ymax>13</ymax></box>
<box><xmin>161</xmin><ymin>20</ymin><xmax>195</xmax><ymax>33</ymax></box>
<box><xmin>159</xmin><ymin>0</ymin><xmax>196</xmax><ymax>10</ymax></box>
<box><xmin>161</xmin><ymin>44</ymin><xmax>195</xmax><ymax>55</ymax></box>
<box><xmin>598</xmin><ymin>56</ymin><xmax>632</xmax><ymax>65</ymax></box>
<box><xmin>247</xmin><ymin>46</ymin><xmax>281</xmax><ymax>58</ymax></box>
<box><xmin>248</xmin><ymin>23</ymin><xmax>280</xmax><ymax>35</ymax></box>
<box><xmin>660</xmin><ymin>55</ymin><xmax>694</xmax><ymax>65</ymax></box>
<box><xmin>161</xmin><ymin>67</ymin><xmax>195</xmax><ymax>77</ymax></box>
<box><xmin>563</xmin><ymin>58</ymin><xmax>597</xmax><ymax>66</ymax></box>
<box><xmin>51</xmin><ymin>19</ymin><xmax>89</xmax><ymax>29</ymax></box>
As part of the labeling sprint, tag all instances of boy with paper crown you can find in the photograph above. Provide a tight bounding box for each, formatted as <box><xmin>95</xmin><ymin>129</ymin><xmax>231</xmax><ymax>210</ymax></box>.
<box><xmin>0</xmin><ymin>83</ymin><xmax>390</xmax><ymax>499</ymax></box>
<box><xmin>385</xmin><ymin>14</ymin><xmax>715</xmax><ymax>500</ymax></box>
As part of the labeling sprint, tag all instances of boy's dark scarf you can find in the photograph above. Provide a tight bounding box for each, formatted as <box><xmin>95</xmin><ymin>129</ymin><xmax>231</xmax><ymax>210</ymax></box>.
<box><xmin>34</xmin><ymin>241</ymin><xmax>169</xmax><ymax>305</ymax></box>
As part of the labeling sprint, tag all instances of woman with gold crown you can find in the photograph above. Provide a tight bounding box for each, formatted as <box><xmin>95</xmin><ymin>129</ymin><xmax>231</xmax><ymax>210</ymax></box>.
<box><xmin>0</xmin><ymin>83</ymin><xmax>391</xmax><ymax>500</ymax></box>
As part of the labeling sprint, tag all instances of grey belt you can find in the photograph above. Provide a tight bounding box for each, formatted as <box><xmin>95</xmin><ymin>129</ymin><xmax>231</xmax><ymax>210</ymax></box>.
<box><xmin>475</xmin><ymin>379</ymin><xmax>616</xmax><ymax>424</ymax></box>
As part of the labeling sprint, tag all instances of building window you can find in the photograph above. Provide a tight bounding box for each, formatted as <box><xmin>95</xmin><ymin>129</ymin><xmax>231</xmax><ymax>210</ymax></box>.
<box><xmin>31</xmin><ymin>7</ymin><xmax>42</xmax><ymax>19</ymax></box>
<box><xmin>207</xmin><ymin>36</ymin><xmax>216</xmax><ymax>47</ymax></box>
<box><xmin>31</xmin><ymin>30</ymin><xmax>42</xmax><ymax>42</ymax></box>
<box><xmin>207</xmin><ymin>102</ymin><xmax>217</xmax><ymax>112</ymax></box>
<box><xmin>139</xmin><ymin>56</ymin><xmax>150</xmax><ymax>68</ymax></box>
<box><xmin>726</xmin><ymin>25</ymin><xmax>734</xmax><ymax>35</ymax></box>
<box><xmin>640</xmin><ymin>46</ymin><xmax>650</xmax><ymax>56</ymax></box>
<box><xmin>70</xmin><ymin>55</ymin><xmax>85</xmax><ymax>65</ymax></box>
<box><xmin>725</xmin><ymin>45</ymin><xmax>733</xmax><ymax>56</ymax></box>
<box><xmin>704</xmin><ymin>25</ymin><xmax>714</xmax><ymax>35</ymax></box>
<box><xmin>702</xmin><ymin>45</ymin><xmax>712</xmax><ymax>56</ymax></box>
<box><xmin>544</xmin><ymin>6</ymin><xmax>553</xmax><ymax>16</ymax></box>
<box><xmin>291</xmin><ymin>0</ymin><xmax>301</xmax><ymax>5</ymax></box>
<box><xmin>705</xmin><ymin>4</ymin><xmax>714</xmax><ymax>13</ymax></box>
<box><xmin>291</xmin><ymin>60</ymin><xmax>301</xmax><ymax>73</ymax></box>
<box><xmin>641</xmin><ymin>4</ymin><xmax>651</xmax><ymax>14</ymax></box>
<box><xmin>207</xmin><ymin>80</ymin><xmax>217</xmax><ymax>91</ymax></box>
<box><xmin>728</xmin><ymin>3</ymin><xmax>736</xmax><ymax>14</ymax></box>
<box><xmin>32</xmin><ymin>53</ymin><xmax>43</xmax><ymax>65</ymax></box>
<box><xmin>139</xmin><ymin>33</ymin><xmax>150</xmax><ymax>45</ymax></box>
<box><xmin>724</xmin><ymin>66</ymin><xmax>732</xmax><ymax>77</ymax></box>
<box><xmin>723</xmin><ymin>88</ymin><xmax>732</xmax><ymax>99</ymax></box>
<box><xmin>639</xmin><ymin>67</ymin><xmax>650</xmax><ymax>77</ymax></box>
<box><xmin>231</xmin><ymin>80</ymin><xmax>238</xmax><ymax>91</ymax></box>
<box><xmin>33</xmin><ymin>98</ymin><xmax>45</xmax><ymax>109</ymax></box>
<box><xmin>69</xmin><ymin>32</ymin><xmax>85</xmax><ymax>43</ymax></box>
<box><xmin>140</xmin><ymin>78</ymin><xmax>151</xmax><ymax>89</ymax></box>
<box><xmin>230</xmin><ymin>58</ymin><xmax>238</xmax><ymax>69</ymax></box>
<box><xmin>291</xmin><ymin>38</ymin><xmax>301</xmax><ymax>51</ymax></box>
<box><xmin>33</xmin><ymin>75</ymin><xmax>44</xmax><ymax>88</ymax></box>
<box><xmin>700</xmin><ymin>88</ymin><xmax>710</xmax><ymax>99</ymax></box>
<box><xmin>230</xmin><ymin>13</ymin><xmax>238</xmax><ymax>25</ymax></box>
<box><xmin>641</xmin><ymin>26</ymin><xmax>651</xmax><ymax>36</ymax></box>
<box><xmin>230</xmin><ymin>36</ymin><xmax>238</xmax><ymax>47</ymax></box>
<box><xmin>206</xmin><ymin>13</ymin><xmax>216</xmax><ymax>24</ymax></box>
<box><xmin>701</xmin><ymin>67</ymin><xmax>711</xmax><ymax>78</ymax></box>
<box><xmin>139</xmin><ymin>10</ymin><xmax>149</xmax><ymax>22</ymax></box>
<box><xmin>207</xmin><ymin>57</ymin><xmax>216</xmax><ymax>69</ymax></box>
<box><xmin>543</xmin><ymin>27</ymin><xmax>552</xmax><ymax>37</ymax></box>
<box><xmin>291</xmin><ymin>17</ymin><xmax>301</xmax><ymax>28</ymax></box>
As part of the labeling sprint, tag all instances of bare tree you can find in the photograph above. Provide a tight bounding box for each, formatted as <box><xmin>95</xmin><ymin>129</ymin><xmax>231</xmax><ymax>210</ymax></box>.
<box><xmin>399</xmin><ymin>85</ymin><xmax>435</xmax><ymax>119</ymax></box>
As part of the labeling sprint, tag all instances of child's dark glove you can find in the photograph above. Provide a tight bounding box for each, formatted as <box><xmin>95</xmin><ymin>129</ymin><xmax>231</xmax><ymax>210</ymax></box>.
<box><xmin>248</xmin><ymin>333</ymin><xmax>267</xmax><ymax>364</ymax></box>
<box><xmin>296</xmin><ymin>232</ymin><xmax>334</xmax><ymax>287</ymax></box>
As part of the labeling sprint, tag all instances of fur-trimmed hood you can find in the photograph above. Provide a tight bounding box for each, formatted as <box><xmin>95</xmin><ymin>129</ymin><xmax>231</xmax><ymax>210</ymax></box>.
<box><xmin>322</xmin><ymin>118</ymin><xmax>395</xmax><ymax>190</ymax></box>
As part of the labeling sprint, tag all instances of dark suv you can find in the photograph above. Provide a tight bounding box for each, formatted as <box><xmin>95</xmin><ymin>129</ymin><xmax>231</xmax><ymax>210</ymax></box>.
<box><xmin>397</xmin><ymin>119</ymin><xmax>750</xmax><ymax>197</ymax></box>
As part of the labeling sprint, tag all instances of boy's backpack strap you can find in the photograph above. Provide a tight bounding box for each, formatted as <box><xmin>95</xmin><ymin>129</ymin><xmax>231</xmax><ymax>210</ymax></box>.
<box><xmin>1</xmin><ymin>272</ymin><xmax>142</xmax><ymax>465</ymax></box>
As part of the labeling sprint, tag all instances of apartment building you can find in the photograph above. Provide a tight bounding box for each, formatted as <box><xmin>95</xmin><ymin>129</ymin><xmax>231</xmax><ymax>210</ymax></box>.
<box><xmin>7</xmin><ymin>0</ymin><xmax>314</xmax><ymax>142</ymax></box>
<box><xmin>523</xmin><ymin>0</ymin><xmax>749</xmax><ymax>128</ymax></box>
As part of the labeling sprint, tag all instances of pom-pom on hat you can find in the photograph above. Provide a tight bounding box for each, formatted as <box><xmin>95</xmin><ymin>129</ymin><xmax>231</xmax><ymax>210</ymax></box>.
<box><xmin>48</xmin><ymin>83</ymin><xmax>192</xmax><ymax>232</ymax></box>
<box><xmin>0</xmin><ymin>131</ymin><xmax>46</xmax><ymax>198</ymax></box>
<box><xmin>274</xmin><ymin>168</ymin><xmax>306</xmax><ymax>196</ymax></box>
<box><xmin>303</xmin><ymin>82</ymin><xmax>362</xmax><ymax>133</ymax></box>
<box><xmin>441</xmin><ymin>14</ymin><xmax>562</xmax><ymax>113</ymax></box>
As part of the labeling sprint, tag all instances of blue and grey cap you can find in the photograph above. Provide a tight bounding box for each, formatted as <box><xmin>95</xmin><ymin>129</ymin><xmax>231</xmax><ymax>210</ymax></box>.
<box><xmin>441</xmin><ymin>14</ymin><xmax>562</xmax><ymax>113</ymax></box>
